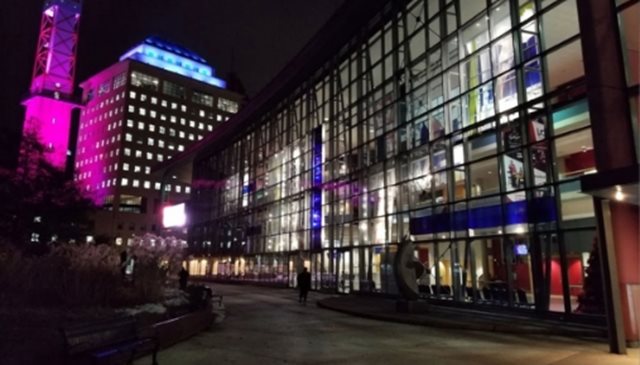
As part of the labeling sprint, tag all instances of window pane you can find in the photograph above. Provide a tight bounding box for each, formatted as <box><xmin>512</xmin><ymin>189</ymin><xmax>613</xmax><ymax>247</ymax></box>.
<box><xmin>461</xmin><ymin>18</ymin><xmax>489</xmax><ymax>58</ymax></box>
<box><xmin>492</xmin><ymin>34</ymin><xmax>514</xmax><ymax>75</ymax></box>
<box><xmin>552</xmin><ymin>99</ymin><xmax>590</xmax><ymax>134</ymax></box>
<box><xmin>460</xmin><ymin>0</ymin><xmax>486</xmax><ymax>25</ymax></box>
<box><xmin>470</xmin><ymin>158</ymin><xmax>500</xmax><ymax>197</ymax></box>
<box><xmin>618</xmin><ymin>2</ymin><xmax>640</xmax><ymax>86</ymax></box>
<box><xmin>490</xmin><ymin>1</ymin><xmax>511</xmax><ymax>40</ymax></box>
<box><xmin>553</xmin><ymin>129</ymin><xmax>596</xmax><ymax>180</ymax></box>
<box><xmin>541</xmin><ymin>0</ymin><xmax>579</xmax><ymax>51</ymax></box>
<box><xmin>545</xmin><ymin>40</ymin><xmax>584</xmax><ymax>92</ymax></box>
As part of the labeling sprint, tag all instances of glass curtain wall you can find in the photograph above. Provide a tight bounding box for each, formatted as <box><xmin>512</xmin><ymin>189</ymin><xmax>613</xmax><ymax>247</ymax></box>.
<box><xmin>189</xmin><ymin>0</ymin><xmax>608</xmax><ymax>319</ymax></box>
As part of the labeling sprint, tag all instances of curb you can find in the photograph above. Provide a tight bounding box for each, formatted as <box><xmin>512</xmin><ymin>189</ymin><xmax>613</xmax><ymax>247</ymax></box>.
<box><xmin>316</xmin><ymin>298</ymin><xmax>607</xmax><ymax>339</ymax></box>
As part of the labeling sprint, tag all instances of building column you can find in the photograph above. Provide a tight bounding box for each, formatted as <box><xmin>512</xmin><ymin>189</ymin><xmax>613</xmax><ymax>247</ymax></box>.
<box><xmin>610</xmin><ymin>202</ymin><xmax>640</xmax><ymax>347</ymax></box>
<box><xmin>577</xmin><ymin>0</ymin><xmax>639</xmax><ymax>353</ymax></box>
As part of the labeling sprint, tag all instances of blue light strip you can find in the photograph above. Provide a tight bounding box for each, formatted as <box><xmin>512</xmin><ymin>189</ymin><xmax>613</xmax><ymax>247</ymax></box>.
<box><xmin>310</xmin><ymin>127</ymin><xmax>323</xmax><ymax>250</ymax></box>
<box><xmin>120</xmin><ymin>44</ymin><xmax>226</xmax><ymax>88</ymax></box>
<box><xmin>409</xmin><ymin>196</ymin><xmax>557</xmax><ymax>235</ymax></box>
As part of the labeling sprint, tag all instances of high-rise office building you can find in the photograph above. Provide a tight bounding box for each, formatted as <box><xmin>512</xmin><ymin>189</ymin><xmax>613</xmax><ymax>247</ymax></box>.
<box><xmin>166</xmin><ymin>0</ymin><xmax>638</xmax><ymax>351</ymax></box>
<box><xmin>22</xmin><ymin>0</ymin><xmax>82</xmax><ymax>170</ymax></box>
<box><xmin>75</xmin><ymin>37</ymin><xmax>243</xmax><ymax>242</ymax></box>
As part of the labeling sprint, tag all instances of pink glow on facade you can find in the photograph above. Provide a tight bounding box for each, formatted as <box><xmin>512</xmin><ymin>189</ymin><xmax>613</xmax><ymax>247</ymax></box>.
<box><xmin>22</xmin><ymin>0</ymin><xmax>82</xmax><ymax>170</ymax></box>
<box><xmin>22</xmin><ymin>96</ymin><xmax>76</xmax><ymax>169</ymax></box>
<box><xmin>75</xmin><ymin>62</ymin><xmax>129</xmax><ymax>204</ymax></box>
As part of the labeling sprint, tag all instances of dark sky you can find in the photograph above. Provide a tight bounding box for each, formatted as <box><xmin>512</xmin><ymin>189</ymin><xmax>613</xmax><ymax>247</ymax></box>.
<box><xmin>0</xmin><ymin>0</ymin><xmax>344</xmax><ymax>166</ymax></box>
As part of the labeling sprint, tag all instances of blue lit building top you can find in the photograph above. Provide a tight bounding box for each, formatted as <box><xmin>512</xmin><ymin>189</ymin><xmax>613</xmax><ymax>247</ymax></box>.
<box><xmin>120</xmin><ymin>37</ymin><xmax>226</xmax><ymax>89</ymax></box>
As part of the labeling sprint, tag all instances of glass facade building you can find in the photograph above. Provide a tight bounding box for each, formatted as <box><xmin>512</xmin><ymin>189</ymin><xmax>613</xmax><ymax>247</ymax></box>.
<box><xmin>184</xmin><ymin>0</ymin><xmax>638</xmax><ymax>325</ymax></box>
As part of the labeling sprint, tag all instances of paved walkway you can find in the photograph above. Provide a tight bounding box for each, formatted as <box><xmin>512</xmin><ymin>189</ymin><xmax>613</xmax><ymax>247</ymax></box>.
<box><xmin>136</xmin><ymin>284</ymin><xmax>639</xmax><ymax>365</ymax></box>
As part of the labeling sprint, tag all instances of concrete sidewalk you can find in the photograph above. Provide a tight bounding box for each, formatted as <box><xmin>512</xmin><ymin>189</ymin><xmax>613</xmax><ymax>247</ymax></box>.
<box><xmin>317</xmin><ymin>295</ymin><xmax>608</xmax><ymax>339</ymax></box>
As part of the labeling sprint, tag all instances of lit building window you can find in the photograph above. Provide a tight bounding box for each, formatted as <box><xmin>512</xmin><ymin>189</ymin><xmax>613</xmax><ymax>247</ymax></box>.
<box><xmin>124</xmin><ymin>148</ymin><xmax>131</xmax><ymax>156</ymax></box>
<box><xmin>158</xmin><ymin>140</ymin><xmax>165</xmax><ymax>148</ymax></box>
<box><xmin>129</xmin><ymin>91</ymin><xmax>136</xmax><ymax>99</ymax></box>
<box><xmin>121</xmin><ymin>178</ymin><xmax>128</xmax><ymax>186</ymax></box>
<box><xmin>123</xmin><ymin>163</ymin><xmax>129</xmax><ymax>171</ymax></box>
<box><xmin>151</xmin><ymin>97</ymin><xmax>158</xmax><ymax>104</ymax></box>
<box><xmin>207</xmin><ymin>125</ymin><xmax>213</xmax><ymax>131</ymax></box>
<box><xmin>199</xmin><ymin>110</ymin><xmax>205</xmax><ymax>117</ymax></box>
<box><xmin>132</xmin><ymin>179</ymin><xmax>140</xmax><ymax>188</ymax></box>
<box><xmin>146</xmin><ymin>152</ymin><xmax>153</xmax><ymax>160</ymax></box>
<box><xmin>189</xmin><ymin>120</ymin><xmax>196</xmax><ymax>128</ymax></box>
<box><xmin>139</xmin><ymin>108</ymin><xmax>146</xmax><ymax>116</ymax></box>
<box><xmin>125</xmin><ymin>133</ymin><xmax>132</xmax><ymax>142</ymax></box>
<box><xmin>127</xmin><ymin>119</ymin><xmax>134</xmax><ymax>127</ymax></box>
<box><xmin>198</xmin><ymin>122</ymin><xmax>204</xmax><ymax>130</ymax></box>
<box><xmin>178</xmin><ymin>144</ymin><xmax>184</xmax><ymax>151</ymax></box>
<box><xmin>138</xmin><ymin>122</ymin><xmax>145</xmax><ymax>130</ymax></box>
<box><xmin>149</xmin><ymin>124</ymin><xmax>155</xmax><ymax>132</ymax></box>
<box><xmin>148</xmin><ymin>138</ymin><xmax>154</xmax><ymax>146</ymax></box>
<box><xmin>175</xmin><ymin>185</ymin><xmax>182</xmax><ymax>193</ymax></box>
<box><xmin>157</xmin><ymin>154</ymin><xmax>164</xmax><ymax>162</ymax></box>
<box><xmin>192</xmin><ymin>91</ymin><xmax>213</xmax><ymax>106</ymax></box>
<box><xmin>188</xmin><ymin>133</ymin><xmax>195</xmax><ymax>141</ymax></box>
<box><xmin>130</xmin><ymin>71</ymin><xmax>159</xmax><ymax>90</ymax></box>
<box><xmin>113</xmin><ymin>73</ymin><xmax>127</xmax><ymax>89</ymax></box>
<box><xmin>134</xmin><ymin>165</ymin><xmax>141</xmax><ymax>173</ymax></box>
<box><xmin>185</xmin><ymin>186</ymin><xmax>191</xmax><ymax>194</ymax></box>
<box><xmin>179</xmin><ymin>131</ymin><xmax>185</xmax><ymax>138</ymax></box>
<box><xmin>155</xmin><ymin>182</ymin><xmax>161</xmax><ymax>190</ymax></box>
<box><xmin>170</xmin><ymin>116</ymin><xmax>177</xmax><ymax>123</ymax></box>
<box><xmin>216</xmin><ymin>114</ymin><xmax>222</xmax><ymax>122</ymax></box>
<box><xmin>140</xmin><ymin>94</ymin><xmax>147</xmax><ymax>102</ymax></box>
<box><xmin>217</xmin><ymin>97</ymin><xmax>239</xmax><ymax>113</ymax></box>
<box><xmin>159</xmin><ymin>126</ymin><xmax>165</xmax><ymax>134</ymax></box>
<box><xmin>128</xmin><ymin>105</ymin><xmax>135</xmax><ymax>113</ymax></box>
<box><xmin>181</xmin><ymin>105</ymin><xmax>187</xmax><ymax>112</ymax></box>
<box><xmin>145</xmin><ymin>166</ymin><xmax>151</xmax><ymax>174</ymax></box>
<box><xmin>161</xmin><ymin>100</ymin><xmax>167</xmax><ymax>107</ymax></box>
<box><xmin>144</xmin><ymin>181</ymin><xmax>151</xmax><ymax>189</ymax></box>
<box><xmin>135</xmin><ymin>150</ymin><xmax>142</xmax><ymax>158</ymax></box>
<box><xmin>150</xmin><ymin>110</ymin><xmax>157</xmax><ymax>118</ymax></box>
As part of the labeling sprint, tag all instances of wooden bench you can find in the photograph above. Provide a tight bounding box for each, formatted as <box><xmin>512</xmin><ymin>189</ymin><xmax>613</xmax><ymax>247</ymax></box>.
<box><xmin>62</xmin><ymin>316</ymin><xmax>158</xmax><ymax>365</ymax></box>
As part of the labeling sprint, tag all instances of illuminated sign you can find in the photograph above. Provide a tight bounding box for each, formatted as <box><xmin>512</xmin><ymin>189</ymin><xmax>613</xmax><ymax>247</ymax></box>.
<box><xmin>163</xmin><ymin>203</ymin><xmax>187</xmax><ymax>228</ymax></box>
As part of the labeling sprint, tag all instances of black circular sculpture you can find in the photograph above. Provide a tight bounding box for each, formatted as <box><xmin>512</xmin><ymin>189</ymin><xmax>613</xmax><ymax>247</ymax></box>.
<box><xmin>393</xmin><ymin>235</ymin><xmax>425</xmax><ymax>301</ymax></box>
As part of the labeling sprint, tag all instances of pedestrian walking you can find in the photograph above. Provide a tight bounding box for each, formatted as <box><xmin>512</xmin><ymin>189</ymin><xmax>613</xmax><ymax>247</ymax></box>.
<box><xmin>297</xmin><ymin>267</ymin><xmax>311</xmax><ymax>304</ymax></box>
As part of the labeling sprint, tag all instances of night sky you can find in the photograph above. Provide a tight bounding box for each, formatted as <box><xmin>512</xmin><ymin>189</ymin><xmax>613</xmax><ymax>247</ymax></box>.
<box><xmin>0</xmin><ymin>0</ymin><xmax>344</xmax><ymax>167</ymax></box>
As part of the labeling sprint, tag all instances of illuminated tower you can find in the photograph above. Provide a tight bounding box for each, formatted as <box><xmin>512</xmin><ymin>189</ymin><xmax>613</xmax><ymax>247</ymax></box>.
<box><xmin>22</xmin><ymin>0</ymin><xmax>82</xmax><ymax>169</ymax></box>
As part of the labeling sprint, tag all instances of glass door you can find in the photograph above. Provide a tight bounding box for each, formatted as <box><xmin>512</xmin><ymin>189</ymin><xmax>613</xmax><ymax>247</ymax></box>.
<box><xmin>337</xmin><ymin>249</ymin><xmax>352</xmax><ymax>293</ymax></box>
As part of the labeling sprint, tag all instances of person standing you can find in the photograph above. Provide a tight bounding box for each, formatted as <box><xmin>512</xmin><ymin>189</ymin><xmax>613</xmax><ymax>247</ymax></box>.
<box><xmin>297</xmin><ymin>267</ymin><xmax>311</xmax><ymax>304</ymax></box>
<box><xmin>179</xmin><ymin>267</ymin><xmax>190</xmax><ymax>291</ymax></box>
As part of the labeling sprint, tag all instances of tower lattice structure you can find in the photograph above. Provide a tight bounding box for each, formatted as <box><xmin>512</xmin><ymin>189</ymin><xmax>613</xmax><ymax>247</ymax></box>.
<box><xmin>22</xmin><ymin>0</ymin><xmax>82</xmax><ymax>170</ymax></box>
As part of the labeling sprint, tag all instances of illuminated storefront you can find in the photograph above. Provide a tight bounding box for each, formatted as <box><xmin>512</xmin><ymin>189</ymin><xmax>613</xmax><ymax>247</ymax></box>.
<box><xmin>177</xmin><ymin>0</ymin><xmax>638</xmax><ymax>339</ymax></box>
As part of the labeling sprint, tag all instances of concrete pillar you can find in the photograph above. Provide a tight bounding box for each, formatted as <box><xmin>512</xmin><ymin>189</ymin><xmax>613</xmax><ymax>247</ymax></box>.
<box><xmin>577</xmin><ymin>0</ymin><xmax>639</xmax><ymax>352</ymax></box>
<box><xmin>611</xmin><ymin>202</ymin><xmax>640</xmax><ymax>347</ymax></box>
<box><xmin>577</xmin><ymin>0</ymin><xmax>636</xmax><ymax>170</ymax></box>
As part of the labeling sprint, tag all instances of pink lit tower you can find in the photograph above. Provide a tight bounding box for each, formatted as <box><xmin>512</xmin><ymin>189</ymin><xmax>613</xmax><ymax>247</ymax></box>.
<box><xmin>22</xmin><ymin>0</ymin><xmax>82</xmax><ymax>169</ymax></box>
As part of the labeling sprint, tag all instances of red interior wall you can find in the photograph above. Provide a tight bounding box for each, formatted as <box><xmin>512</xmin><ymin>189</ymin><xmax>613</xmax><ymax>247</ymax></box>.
<box><xmin>550</xmin><ymin>257</ymin><xmax>583</xmax><ymax>295</ymax></box>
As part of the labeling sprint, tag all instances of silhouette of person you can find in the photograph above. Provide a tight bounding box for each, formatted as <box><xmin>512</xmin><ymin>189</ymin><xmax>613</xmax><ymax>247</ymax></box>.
<box><xmin>119</xmin><ymin>250</ymin><xmax>128</xmax><ymax>278</ymax></box>
<box><xmin>297</xmin><ymin>267</ymin><xmax>311</xmax><ymax>304</ymax></box>
<box><xmin>179</xmin><ymin>267</ymin><xmax>189</xmax><ymax>290</ymax></box>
